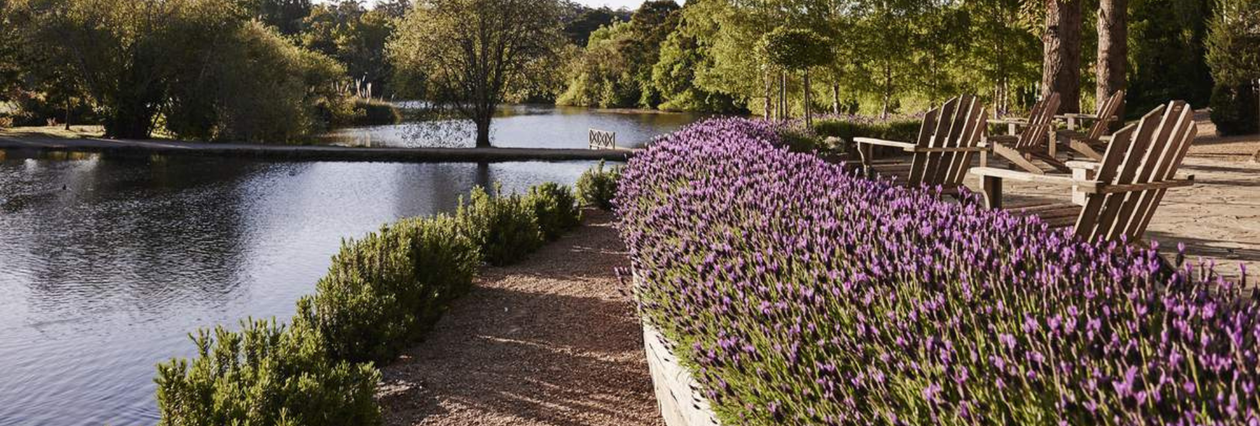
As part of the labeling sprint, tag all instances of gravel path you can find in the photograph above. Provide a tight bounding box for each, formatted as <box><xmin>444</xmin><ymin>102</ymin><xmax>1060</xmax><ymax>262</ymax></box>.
<box><xmin>377</xmin><ymin>209</ymin><xmax>662</xmax><ymax>426</ymax></box>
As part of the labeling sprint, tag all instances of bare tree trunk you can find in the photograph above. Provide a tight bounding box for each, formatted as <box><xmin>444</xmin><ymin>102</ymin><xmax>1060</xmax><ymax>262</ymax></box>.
<box><xmin>64</xmin><ymin>99</ymin><xmax>71</xmax><ymax>131</ymax></box>
<box><xmin>780</xmin><ymin>71</ymin><xmax>788</xmax><ymax>121</ymax></box>
<box><xmin>1042</xmin><ymin>0</ymin><xmax>1083</xmax><ymax>114</ymax></box>
<box><xmin>475</xmin><ymin>116</ymin><xmax>492</xmax><ymax>148</ymax></box>
<box><xmin>880</xmin><ymin>64</ymin><xmax>893</xmax><ymax>119</ymax></box>
<box><xmin>803</xmin><ymin>70</ymin><xmax>812</xmax><ymax>127</ymax></box>
<box><xmin>764</xmin><ymin>71</ymin><xmax>773</xmax><ymax>119</ymax></box>
<box><xmin>831</xmin><ymin>83</ymin><xmax>841</xmax><ymax>114</ymax></box>
<box><xmin>1097</xmin><ymin>0</ymin><xmax>1127</xmax><ymax>121</ymax></box>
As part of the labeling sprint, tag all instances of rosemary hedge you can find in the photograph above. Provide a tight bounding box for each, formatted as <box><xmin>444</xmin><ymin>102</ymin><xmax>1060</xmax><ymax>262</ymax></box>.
<box><xmin>576</xmin><ymin>160</ymin><xmax>622</xmax><ymax>210</ymax></box>
<box><xmin>158</xmin><ymin>181</ymin><xmax>584</xmax><ymax>425</ymax></box>
<box><xmin>618</xmin><ymin>118</ymin><xmax>1256</xmax><ymax>424</ymax></box>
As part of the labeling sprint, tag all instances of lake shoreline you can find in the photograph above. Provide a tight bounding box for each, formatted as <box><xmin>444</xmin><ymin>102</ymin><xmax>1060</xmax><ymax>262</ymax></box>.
<box><xmin>0</xmin><ymin>134</ymin><xmax>635</xmax><ymax>163</ymax></box>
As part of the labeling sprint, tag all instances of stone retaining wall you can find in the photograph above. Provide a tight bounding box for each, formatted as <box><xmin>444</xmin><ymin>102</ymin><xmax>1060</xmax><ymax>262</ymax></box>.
<box><xmin>642</xmin><ymin>323</ymin><xmax>721</xmax><ymax>426</ymax></box>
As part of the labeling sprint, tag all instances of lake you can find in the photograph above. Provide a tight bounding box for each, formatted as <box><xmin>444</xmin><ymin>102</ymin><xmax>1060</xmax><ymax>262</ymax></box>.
<box><xmin>318</xmin><ymin>104</ymin><xmax>706</xmax><ymax>148</ymax></box>
<box><xmin>0</xmin><ymin>103</ymin><xmax>707</xmax><ymax>426</ymax></box>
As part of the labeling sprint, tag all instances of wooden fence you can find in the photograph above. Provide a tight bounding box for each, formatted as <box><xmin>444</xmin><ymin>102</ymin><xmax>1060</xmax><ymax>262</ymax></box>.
<box><xmin>589</xmin><ymin>128</ymin><xmax>616</xmax><ymax>150</ymax></box>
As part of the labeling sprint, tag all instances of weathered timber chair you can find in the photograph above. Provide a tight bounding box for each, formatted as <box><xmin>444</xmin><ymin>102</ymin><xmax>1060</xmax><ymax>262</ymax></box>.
<box><xmin>853</xmin><ymin>95</ymin><xmax>988</xmax><ymax>194</ymax></box>
<box><xmin>1056</xmin><ymin>90</ymin><xmax>1125</xmax><ymax>161</ymax></box>
<box><xmin>970</xmin><ymin>100</ymin><xmax>1196</xmax><ymax>243</ymax></box>
<box><xmin>982</xmin><ymin>93</ymin><xmax>1063</xmax><ymax>174</ymax></box>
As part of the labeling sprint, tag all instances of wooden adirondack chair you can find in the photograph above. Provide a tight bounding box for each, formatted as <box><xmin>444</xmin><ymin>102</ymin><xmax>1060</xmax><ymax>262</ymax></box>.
<box><xmin>1057</xmin><ymin>90</ymin><xmax>1125</xmax><ymax>161</ymax></box>
<box><xmin>981</xmin><ymin>93</ymin><xmax>1063</xmax><ymax>174</ymax></box>
<box><xmin>970</xmin><ymin>101</ymin><xmax>1196</xmax><ymax>243</ymax></box>
<box><xmin>853</xmin><ymin>95</ymin><xmax>988</xmax><ymax>194</ymax></box>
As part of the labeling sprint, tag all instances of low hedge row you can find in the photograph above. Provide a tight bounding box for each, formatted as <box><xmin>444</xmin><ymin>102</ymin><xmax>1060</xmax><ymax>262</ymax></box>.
<box><xmin>618</xmin><ymin>118</ymin><xmax>1256</xmax><ymax>424</ymax></box>
<box><xmin>156</xmin><ymin>179</ymin><xmax>588</xmax><ymax>425</ymax></box>
<box><xmin>576</xmin><ymin>160</ymin><xmax>622</xmax><ymax>210</ymax></box>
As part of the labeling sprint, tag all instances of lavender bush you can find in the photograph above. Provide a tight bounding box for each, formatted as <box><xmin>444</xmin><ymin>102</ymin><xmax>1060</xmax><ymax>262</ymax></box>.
<box><xmin>619</xmin><ymin>118</ymin><xmax>1256</xmax><ymax>424</ymax></box>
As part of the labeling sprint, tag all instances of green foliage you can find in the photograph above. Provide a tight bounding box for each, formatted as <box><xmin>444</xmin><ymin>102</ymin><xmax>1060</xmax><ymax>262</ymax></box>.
<box><xmin>297</xmin><ymin>216</ymin><xmax>479</xmax><ymax>363</ymax></box>
<box><xmin>300</xmin><ymin>2</ymin><xmax>397</xmax><ymax>97</ymax></box>
<box><xmin>165</xmin><ymin>21</ymin><xmax>348</xmax><ymax>143</ymax></box>
<box><xmin>576</xmin><ymin>160</ymin><xmax>622</xmax><ymax>210</ymax></box>
<box><xmin>762</xmin><ymin>27</ymin><xmax>832</xmax><ymax>71</ymax></box>
<box><xmin>457</xmin><ymin>185</ymin><xmax>545</xmax><ymax>266</ymax></box>
<box><xmin>390</xmin><ymin>0</ymin><xmax>565</xmax><ymax>147</ymax></box>
<box><xmin>155</xmin><ymin>318</ymin><xmax>381</xmax><ymax>426</ymax></box>
<box><xmin>1206</xmin><ymin>0</ymin><xmax>1260</xmax><ymax>135</ymax></box>
<box><xmin>650</xmin><ymin>16</ymin><xmax>742</xmax><ymax>113</ymax></box>
<box><xmin>526</xmin><ymin>182</ymin><xmax>582</xmax><ymax>241</ymax></box>
<box><xmin>1126</xmin><ymin>0</ymin><xmax>1213</xmax><ymax>117</ymax></box>
<box><xmin>557</xmin><ymin>1</ymin><xmax>681</xmax><ymax>109</ymax></box>
<box><xmin>811</xmin><ymin>116</ymin><xmax>924</xmax><ymax>145</ymax></box>
<box><xmin>1210</xmin><ymin>84</ymin><xmax>1260</xmax><ymax>135</ymax></box>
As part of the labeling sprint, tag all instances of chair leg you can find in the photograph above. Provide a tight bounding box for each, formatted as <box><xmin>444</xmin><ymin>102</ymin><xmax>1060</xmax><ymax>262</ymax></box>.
<box><xmin>858</xmin><ymin>143</ymin><xmax>875</xmax><ymax>178</ymax></box>
<box><xmin>981</xmin><ymin>175</ymin><xmax>1003</xmax><ymax>210</ymax></box>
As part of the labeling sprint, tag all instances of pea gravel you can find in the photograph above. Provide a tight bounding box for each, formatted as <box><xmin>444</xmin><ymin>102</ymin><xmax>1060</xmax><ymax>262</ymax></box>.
<box><xmin>377</xmin><ymin>209</ymin><xmax>663</xmax><ymax>426</ymax></box>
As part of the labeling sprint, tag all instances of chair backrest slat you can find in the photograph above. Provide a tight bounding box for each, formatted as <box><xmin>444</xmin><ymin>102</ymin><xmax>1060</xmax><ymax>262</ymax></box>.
<box><xmin>1072</xmin><ymin>101</ymin><xmax>1194</xmax><ymax>242</ymax></box>
<box><xmin>909</xmin><ymin>95</ymin><xmax>986</xmax><ymax>188</ymax></box>
<box><xmin>1015</xmin><ymin>93</ymin><xmax>1061</xmax><ymax>150</ymax></box>
<box><xmin>1087</xmin><ymin>90</ymin><xmax>1126</xmax><ymax>141</ymax></box>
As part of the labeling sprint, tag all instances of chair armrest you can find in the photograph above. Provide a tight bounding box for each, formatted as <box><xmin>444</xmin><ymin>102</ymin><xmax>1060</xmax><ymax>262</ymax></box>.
<box><xmin>1065</xmin><ymin>161</ymin><xmax>1100</xmax><ymax>171</ymax></box>
<box><xmin>911</xmin><ymin>146</ymin><xmax>988</xmax><ymax>153</ymax></box>
<box><xmin>970</xmin><ymin>167</ymin><xmax>1099</xmax><ymax>192</ymax></box>
<box><xmin>986</xmin><ymin>134</ymin><xmax>1019</xmax><ymax>144</ymax></box>
<box><xmin>853</xmin><ymin>137</ymin><xmax>917</xmax><ymax>151</ymax></box>
<box><xmin>988</xmin><ymin>118</ymin><xmax>1029</xmax><ymax>126</ymax></box>
<box><xmin>1096</xmin><ymin>176</ymin><xmax>1195</xmax><ymax>194</ymax></box>
<box><xmin>1057</xmin><ymin>113</ymin><xmax>1099</xmax><ymax>120</ymax></box>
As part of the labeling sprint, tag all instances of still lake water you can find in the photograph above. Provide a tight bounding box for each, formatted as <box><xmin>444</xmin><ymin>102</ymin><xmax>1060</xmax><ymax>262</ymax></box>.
<box><xmin>0</xmin><ymin>107</ymin><xmax>700</xmax><ymax>425</ymax></box>
<box><xmin>319</xmin><ymin>104</ymin><xmax>705</xmax><ymax>148</ymax></box>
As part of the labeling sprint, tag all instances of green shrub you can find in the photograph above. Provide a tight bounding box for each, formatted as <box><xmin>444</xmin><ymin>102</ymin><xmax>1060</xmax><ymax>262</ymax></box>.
<box><xmin>155</xmin><ymin>318</ymin><xmax>381</xmax><ymax>426</ymax></box>
<box><xmin>526</xmin><ymin>182</ymin><xmax>582</xmax><ymax>241</ymax></box>
<box><xmin>811</xmin><ymin>115</ymin><xmax>923</xmax><ymax>144</ymax></box>
<box><xmin>297</xmin><ymin>215</ymin><xmax>479</xmax><ymax>363</ymax></box>
<box><xmin>353</xmin><ymin>99</ymin><xmax>402</xmax><ymax>126</ymax></box>
<box><xmin>576</xmin><ymin>160</ymin><xmax>622</xmax><ymax>210</ymax></box>
<box><xmin>457</xmin><ymin>185</ymin><xmax>544</xmax><ymax>266</ymax></box>
<box><xmin>1209</xmin><ymin>84</ymin><xmax>1259</xmax><ymax>136</ymax></box>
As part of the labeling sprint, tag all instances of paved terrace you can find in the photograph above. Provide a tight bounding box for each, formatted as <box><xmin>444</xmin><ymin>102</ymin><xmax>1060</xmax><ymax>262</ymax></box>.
<box><xmin>0</xmin><ymin>135</ymin><xmax>635</xmax><ymax>163</ymax></box>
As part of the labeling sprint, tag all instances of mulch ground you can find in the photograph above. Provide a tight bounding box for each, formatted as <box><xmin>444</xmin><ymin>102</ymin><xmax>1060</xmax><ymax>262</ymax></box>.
<box><xmin>377</xmin><ymin>209</ymin><xmax>663</xmax><ymax>426</ymax></box>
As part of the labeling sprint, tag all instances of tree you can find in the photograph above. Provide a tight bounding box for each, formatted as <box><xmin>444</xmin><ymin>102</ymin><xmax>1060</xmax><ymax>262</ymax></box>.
<box><xmin>1096</xmin><ymin>0</ymin><xmax>1126</xmax><ymax>120</ymax></box>
<box><xmin>1206</xmin><ymin>0</ymin><xmax>1260</xmax><ymax>135</ymax></box>
<box><xmin>1125</xmin><ymin>0</ymin><xmax>1212</xmax><ymax>116</ymax></box>
<box><xmin>390</xmin><ymin>0</ymin><xmax>565</xmax><ymax>148</ymax></box>
<box><xmin>1042</xmin><ymin>0</ymin><xmax>1083</xmax><ymax>113</ymax></box>
<box><xmin>239</xmin><ymin>0</ymin><xmax>312</xmax><ymax>36</ymax></box>
<box><xmin>763</xmin><ymin>27</ymin><xmax>832</xmax><ymax>125</ymax></box>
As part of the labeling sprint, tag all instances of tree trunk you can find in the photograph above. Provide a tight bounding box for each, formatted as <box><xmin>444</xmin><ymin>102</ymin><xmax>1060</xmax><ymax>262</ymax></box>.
<box><xmin>474</xmin><ymin>116</ymin><xmax>492</xmax><ymax>148</ymax></box>
<box><xmin>803</xmin><ymin>70</ymin><xmax>812</xmax><ymax>127</ymax></box>
<box><xmin>779</xmin><ymin>71</ymin><xmax>788</xmax><ymax>121</ymax></box>
<box><xmin>831</xmin><ymin>83</ymin><xmax>841</xmax><ymax>114</ymax></box>
<box><xmin>881</xmin><ymin>64</ymin><xmax>893</xmax><ymax>119</ymax></box>
<box><xmin>1042</xmin><ymin>0</ymin><xmax>1083</xmax><ymax>114</ymax></box>
<box><xmin>1097</xmin><ymin>0</ymin><xmax>1127</xmax><ymax>121</ymax></box>
<box><xmin>764</xmin><ymin>71</ymin><xmax>773</xmax><ymax>119</ymax></box>
<box><xmin>64</xmin><ymin>99</ymin><xmax>71</xmax><ymax>131</ymax></box>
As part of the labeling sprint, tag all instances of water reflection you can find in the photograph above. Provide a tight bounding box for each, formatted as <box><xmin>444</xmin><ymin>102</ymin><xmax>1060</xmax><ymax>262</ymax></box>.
<box><xmin>0</xmin><ymin>152</ymin><xmax>602</xmax><ymax>426</ymax></box>
<box><xmin>319</xmin><ymin>104</ymin><xmax>707</xmax><ymax>149</ymax></box>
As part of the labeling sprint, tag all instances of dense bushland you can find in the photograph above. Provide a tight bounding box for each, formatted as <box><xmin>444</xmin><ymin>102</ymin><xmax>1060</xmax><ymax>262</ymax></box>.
<box><xmin>576</xmin><ymin>160</ymin><xmax>622</xmax><ymax>210</ymax></box>
<box><xmin>157</xmin><ymin>180</ymin><xmax>584</xmax><ymax>425</ymax></box>
<box><xmin>619</xmin><ymin>118</ymin><xmax>1256</xmax><ymax>424</ymax></box>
